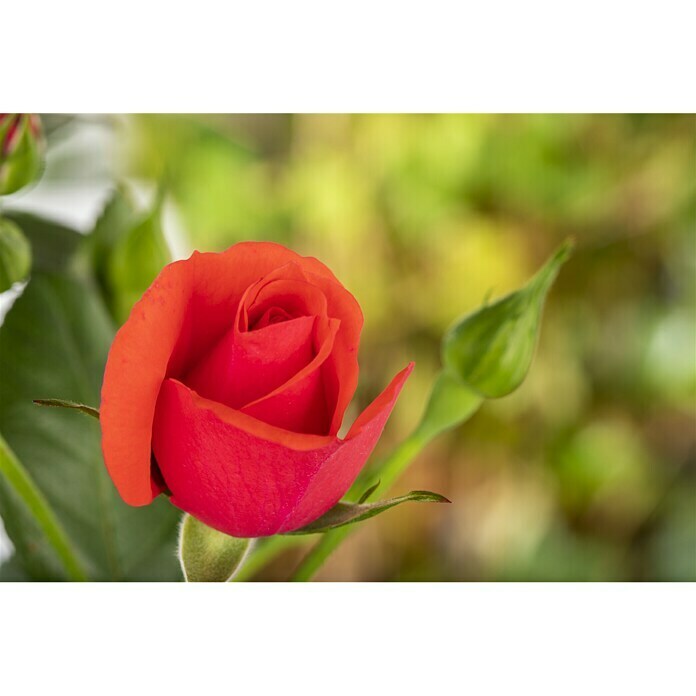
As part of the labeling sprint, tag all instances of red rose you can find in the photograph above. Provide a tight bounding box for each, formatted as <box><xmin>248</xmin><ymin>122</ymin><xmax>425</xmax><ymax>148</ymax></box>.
<box><xmin>101</xmin><ymin>242</ymin><xmax>412</xmax><ymax>537</ymax></box>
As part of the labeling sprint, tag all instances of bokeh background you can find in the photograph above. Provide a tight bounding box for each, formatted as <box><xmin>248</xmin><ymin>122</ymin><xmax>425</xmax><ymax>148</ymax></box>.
<box><xmin>2</xmin><ymin>114</ymin><xmax>694</xmax><ymax>581</ymax></box>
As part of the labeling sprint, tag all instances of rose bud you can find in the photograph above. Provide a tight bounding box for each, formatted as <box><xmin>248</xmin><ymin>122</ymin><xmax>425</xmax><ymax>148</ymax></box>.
<box><xmin>442</xmin><ymin>239</ymin><xmax>573</xmax><ymax>398</ymax></box>
<box><xmin>0</xmin><ymin>114</ymin><xmax>44</xmax><ymax>196</ymax></box>
<box><xmin>101</xmin><ymin>242</ymin><xmax>413</xmax><ymax>537</ymax></box>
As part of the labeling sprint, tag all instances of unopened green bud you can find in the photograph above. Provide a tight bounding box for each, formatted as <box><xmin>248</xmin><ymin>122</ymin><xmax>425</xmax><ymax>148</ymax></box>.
<box><xmin>0</xmin><ymin>114</ymin><xmax>45</xmax><ymax>195</ymax></box>
<box><xmin>442</xmin><ymin>239</ymin><xmax>573</xmax><ymax>398</ymax></box>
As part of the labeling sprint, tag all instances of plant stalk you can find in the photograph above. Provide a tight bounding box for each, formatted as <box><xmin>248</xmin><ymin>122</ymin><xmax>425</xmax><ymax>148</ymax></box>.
<box><xmin>0</xmin><ymin>433</ymin><xmax>87</xmax><ymax>581</ymax></box>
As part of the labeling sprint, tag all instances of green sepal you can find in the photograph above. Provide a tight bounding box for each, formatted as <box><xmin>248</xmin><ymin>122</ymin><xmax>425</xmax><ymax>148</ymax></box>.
<box><xmin>442</xmin><ymin>239</ymin><xmax>573</xmax><ymax>398</ymax></box>
<box><xmin>33</xmin><ymin>398</ymin><xmax>100</xmax><ymax>420</ymax></box>
<box><xmin>358</xmin><ymin>480</ymin><xmax>381</xmax><ymax>504</ymax></box>
<box><xmin>0</xmin><ymin>218</ymin><xmax>32</xmax><ymax>292</ymax></box>
<box><xmin>286</xmin><ymin>490</ymin><xmax>450</xmax><ymax>535</ymax></box>
<box><xmin>179</xmin><ymin>514</ymin><xmax>252</xmax><ymax>582</ymax></box>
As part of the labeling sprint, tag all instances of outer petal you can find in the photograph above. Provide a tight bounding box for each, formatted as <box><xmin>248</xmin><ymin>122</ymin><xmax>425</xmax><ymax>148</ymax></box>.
<box><xmin>101</xmin><ymin>257</ymin><xmax>192</xmax><ymax>505</ymax></box>
<box><xmin>101</xmin><ymin>242</ymin><xmax>333</xmax><ymax>506</ymax></box>
<box><xmin>278</xmin><ymin>362</ymin><xmax>414</xmax><ymax>532</ymax></box>
<box><xmin>151</xmin><ymin>364</ymin><xmax>413</xmax><ymax>537</ymax></box>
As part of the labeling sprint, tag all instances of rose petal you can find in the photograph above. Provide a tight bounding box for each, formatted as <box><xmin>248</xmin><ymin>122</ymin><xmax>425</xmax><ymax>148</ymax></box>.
<box><xmin>279</xmin><ymin>362</ymin><xmax>414</xmax><ymax>532</ymax></box>
<box><xmin>237</xmin><ymin>260</ymin><xmax>362</xmax><ymax>434</ymax></box>
<box><xmin>241</xmin><ymin>318</ymin><xmax>341</xmax><ymax>434</ymax></box>
<box><xmin>151</xmin><ymin>364</ymin><xmax>413</xmax><ymax>537</ymax></box>
<box><xmin>184</xmin><ymin>315</ymin><xmax>317</xmax><ymax>409</ymax></box>
<box><xmin>253</xmin><ymin>306</ymin><xmax>292</xmax><ymax>329</ymax></box>
<box><xmin>101</xmin><ymin>257</ymin><xmax>192</xmax><ymax>505</ymax></box>
<box><xmin>239</xmin><ymin>263</ymin><xmax>329</xmax><ymax>331</ymax></box>
<box><xmin>301</xmin><ymin>267</ymin><xmax>363</xmax><ymax>435</ymax></box>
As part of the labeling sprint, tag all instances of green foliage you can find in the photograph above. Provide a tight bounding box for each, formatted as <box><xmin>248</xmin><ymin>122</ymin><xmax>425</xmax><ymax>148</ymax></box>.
<box><xmin>0</xmin><ymin>553</ymin><xmax>30</xmax><ymax>580</ymax></box>
<box><xmin>554</xmin><ymin>419</ymin><xmax>663</xmax><ymax>532</ymax></box>
<box><xmin>0</xmin><ymin>433</ymin><xmax>86</xmax><ymax>580</ymax></box>
<box><xmin>129</xmin><ymin>115</ymin><xmax>280</xmax><ymax>250</ymax></box>
<box><xmin>179</xmin><ymin>514</ymin><xmax>251</xmax><ymax>582</ymax></box>
<box><xmin>3</xmin><ymin>211</ymin><xmax>82</xmax><ymax>273</ymax></box>
<box><xmin>0</xmin><ymin>216</ymin><xmax>181</xmax><ymax>580</ymax></box>
<box><xmin>87</xmin><ymin>186</ymin><xmax>140</xmax><ymax>291</ymax></box>
<box><xmin>287</xmin><ymin>491</ymin><xmax>450</xmax><ymax>535</ymax></box>
<box><xmin>442</xmin><ymin>240</ymin><xmax>573</xmax><ymax>398</ymax></box>
<box><xmin>88</xmin><ymin>187</ymin><xmax>172</xmax><ymax>324</ymax></box>
<box><xmin>647</xmin><ymin>487</ymin><xmax>696</xmax><ymax>581</ymax></box>
<box><xmin>0</xmin><ymin>218</ymin><xmax>32</xmax><ymax>292</ymax></box>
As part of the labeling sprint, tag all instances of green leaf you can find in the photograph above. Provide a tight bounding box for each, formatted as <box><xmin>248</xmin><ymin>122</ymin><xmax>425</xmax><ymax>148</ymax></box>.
<box><xmin>286</xmin><ymin>490</ymin><xmax>450</xmax><ymax>535</ymax></box>
<box><xmin>0</xmin><ymin>554</ymin><xmax>31</xmax><ymax>581</ymax></box>
<box><xmin>442</xmin><ymin>239</ymin><xmax>573</xmax><ymax>398</ymax></box>
<box><xmin>85</xmin><ymin>187</ymin><xmax>139</xmax><ymax>311</ymax></box>
<box><xmin>33</xmin><ymin>399</ymin><xmax>100</xmax><ymax>420</ymax></box>
<box><xmin>2</xmin><ymin>212</ymin><xmax>82</xmax><ymax>273</ymax></box>
<box><xmin>0</xmin><ymin>218</ymin><xmax>31</xmax><ymax>292</ymax></box>
<box><xmin>82</xmin><ymin>187</ymin><xmax>172</xmax><ymax>325</ymax></box>
<box><xmin>89</xmin><ymin>188</ymin><xmax>140</xmax><ymax>266</ymax></box>
<box><xmin>105</xmin><ymin>191</ymin><xmax>172</xmax><ymax>324</ymax></box>
<box><xmin>0</xmin><ymin>432</ymin><xmax>87</xmax><ymax>580</ymax></box>
<box><xmin>0</xmin><ymin>267</ymin><xmax>181</xmax><ymax>580</ymax></box>
<box><xmin>179</xmin><ymin>514</ymin><xmax>252</xmax><ymax>582</ymax></box>
<box><xmin>413</xmin><ymin>370</ymin><xmax>483</xmax><ymax>442</ymax></box>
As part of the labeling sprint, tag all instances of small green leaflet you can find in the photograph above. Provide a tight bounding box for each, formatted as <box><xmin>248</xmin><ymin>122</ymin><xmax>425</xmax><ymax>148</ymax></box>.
<box><xmin>286</xmin><ymin>490</ymin><xmax>450</xmax><ymax>535</ymax></box>
<box><xmin>33</xmin><ymin>399</ymin><xmax>100</xmax><ymax>420</ymax></box>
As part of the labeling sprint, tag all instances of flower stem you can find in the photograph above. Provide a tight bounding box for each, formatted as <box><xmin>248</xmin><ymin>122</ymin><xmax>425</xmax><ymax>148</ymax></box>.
<box><xmin>0</xmin><ymin>432</ymin><xmax>87</xmax><ymax>581</ymax></box>
<box><xmin>232</xmin><ymin>533</ymin><xmax>311</xmax><ymax>582</ymax></box>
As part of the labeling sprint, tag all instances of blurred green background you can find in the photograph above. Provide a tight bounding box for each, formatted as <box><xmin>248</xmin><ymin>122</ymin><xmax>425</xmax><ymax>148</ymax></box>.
<box><xmin>2</xmin><ymin>114</ymin><xmax>695</xmax><ymax>581</ymax></box>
